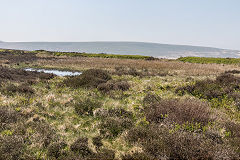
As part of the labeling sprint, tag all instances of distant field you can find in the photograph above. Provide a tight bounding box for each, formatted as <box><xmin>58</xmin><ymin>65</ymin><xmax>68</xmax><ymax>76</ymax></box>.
<box><xmin>0</xmin><ymin>48</ymin><xmax>153</xmax><ymax>60</ymax></box>
<box><xmin>178</xmin><ymin>56</ymin><xmax>240</xmax><ymax>65</ymax></box>
<box><xmin>45</xmin><ymin>51</ymin><xmax>152</xmax><ymax>59</ymax></box>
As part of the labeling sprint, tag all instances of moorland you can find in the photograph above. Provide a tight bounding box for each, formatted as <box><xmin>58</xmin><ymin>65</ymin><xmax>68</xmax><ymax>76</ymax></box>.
<box><xmin>0</xmin><ymin>48</ymin><xmax>240</xmax><ymax>159</ymax></box>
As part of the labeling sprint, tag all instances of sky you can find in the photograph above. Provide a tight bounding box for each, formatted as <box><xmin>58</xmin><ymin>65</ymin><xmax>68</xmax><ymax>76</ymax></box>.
<box><xmin>0</xmin><ymin>0</ymin><xmax>240</xmax><ymax>50</ymax></box>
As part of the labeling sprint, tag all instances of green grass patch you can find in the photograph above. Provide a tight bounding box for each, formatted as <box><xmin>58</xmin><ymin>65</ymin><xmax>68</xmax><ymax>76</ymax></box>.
<box><xmin>44</xmin><ymin>51</ymin><xmax>152</xmax><ymax>59</ymax></box>
<box><xmin>178</xmin><ymin>56</ymin><xmax>240</xmax><ymax>64</ymax></box>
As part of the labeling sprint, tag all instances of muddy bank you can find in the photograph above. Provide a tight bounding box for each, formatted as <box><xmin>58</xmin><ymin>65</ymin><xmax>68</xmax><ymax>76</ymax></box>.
<box><xmin>0</xmin><ymin>65</ymin><xmax>54</xmax><ymax>82</ymax></box>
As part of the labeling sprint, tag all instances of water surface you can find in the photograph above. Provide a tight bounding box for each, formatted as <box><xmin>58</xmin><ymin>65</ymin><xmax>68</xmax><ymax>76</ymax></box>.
<box><xmin>25</xmin><ymin>68</ymin><xmax>82</xmax><ymax>76</ymax></box>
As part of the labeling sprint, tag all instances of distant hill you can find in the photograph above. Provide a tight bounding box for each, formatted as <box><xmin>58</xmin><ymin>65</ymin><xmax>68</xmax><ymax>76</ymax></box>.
<box><xmin>0</xmin><ymin>41</ymin><xmax>239</xmax><ymax>58</ymax></box>
<box><xmin>0</xmin><ymin>40</ymin><xmax>4</xmax><ymax>43</ymax></box>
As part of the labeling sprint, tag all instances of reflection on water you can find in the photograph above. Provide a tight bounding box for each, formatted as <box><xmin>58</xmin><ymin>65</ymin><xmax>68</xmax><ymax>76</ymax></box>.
<box><xmin>25</xmin><ymin>68</ymin><xmax>82</xmax><ymax>76</ymax></box>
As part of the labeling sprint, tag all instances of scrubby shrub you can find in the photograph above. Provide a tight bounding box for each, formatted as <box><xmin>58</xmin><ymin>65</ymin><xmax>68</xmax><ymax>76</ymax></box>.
<box><xmin>97</xmin><ymin>108</ymin><xmax>134</xmax><ymax>139</ymax></box>
<box><xmin>63</xmin><ymin>69</ymin><xmax>112</xmax><ymax>88</ymax></box>
<box><xmin>74</xmin><ymin>98</ymin><xmax>102</xmax><ymax>116</ymax></box>
<box><xmin>94</xmin><ymin>149</ymin><xmax>115</xmax><ymax>160</ymax></box>
<box><xmin>145</xmin><ymin>56</ymin><xmax>158</xmax><ymax>61</ymax></box>
<box><xmin>225</xmin><ymin>122</ymin><xmax>240</xmax><ymax>138</ymax></box>
<box><xmin>126</xmin><ymin>124</ymin><xmax>239</xmax><ymax>159</ymax></box>
<box><xmin>70</xmin><ymin>137</ymin><xmax>93</xmax><ymax>158</ymax></box>
<box><xmin>96</xmin><ymin>108</ymin><xmax>135</xmax><ymax>138</ymax></box>
<box><xmin>47</xmin><ymin>141</ymin><xmax>67</xmax><ymax>159</ymax></box>
<box><xmin>143</xmin><ymin>98</ymin><xmax>211</xmax><ymax>126</ymax></box>
<box><xmin>0</xmin><ymin>136</ymin><xmax>24</xmax><ymax>159</ymax></box>
<box><xmin>176</xmin><ymin>73</ymin><xmax>240</xmax><ymax>110</ymax></box>
<box><xmin>114</xmin><ymin>67</ymin><xmax>142</xmax><ymax>77</ymax></box>
<box><xmin>100</xmin><ymin>117</ymin><xmax>133</xmax><ymax>139</ymax></box>
<box><xmin>121</xmin><ymin>152</ymin><xmax>151</xmax><ymax>160</ymax></box>
<box><xmin>225</xmin><ymin>70</ymin><xmax>240</xmax><ymax>74</ymax></box>
<box><xmin>26</xmin><ymin>121</ymin><xmax>58</xmax><ymax>148</ymax></box>
<box><xmin>92</xmin><ymin>136</ymin><xmax>103</xmax><ymax>149</ymax></box>
<box><xmin>128</xmin><ymin>68</ymin><xmax>142</xmax><ymax>77</ymax></box>
<box><xmin>0</xmin><ymin>106</ymin><xmax>21</xmax><ymax>124</ymax></box>
<box><xmin>167</xmin><ymin>132</ymin><xmax>214</xmax><ymax>159</ymax></box>
<box><xmin>216</xmin><ymin>73</ymin><xmax>240</xmax><ymax>85</ymax></box>
<box><xmin>177</xmin><ymin>73</ymin><xmax>240</xmax><ymax>100</ymax></box>
<box><xmin>125</xmin><ymin>126</ymin><xmax>149</xmax><ymax>144</ymax></box>
<box><xmin>97</xmin><ymin>80</ymin><xmax>130</xmax><ymax>93</ymax></box>
<box><xmin>142</xmin><ymin>93</ymin><xmax>161</xmax><ymax>107</ymax></box>
<box><xmin>2</xmin><ymin>83</ymin><xmax>34</xmax><ymax>95</ymax></box>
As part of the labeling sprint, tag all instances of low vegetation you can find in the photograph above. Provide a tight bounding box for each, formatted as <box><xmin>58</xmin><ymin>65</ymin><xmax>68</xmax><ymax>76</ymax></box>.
<box><xmin>0</xmin><ymin>48</ymin><xmax>153</xmax><ymax>60</ymax></box>
<box><xmin>178</xmin><ymin>56</ymin><xmax>240</xmax><ymax>65</ymax></box>
<box><xmin>0</xmin><ymin>48</ymin><xmax>240</xmax><ymax>159</ymax></box>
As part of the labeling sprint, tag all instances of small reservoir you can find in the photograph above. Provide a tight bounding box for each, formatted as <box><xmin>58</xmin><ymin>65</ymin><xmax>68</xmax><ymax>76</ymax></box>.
<box><xmin>25</xmin><ymin>68</ymin><xmax>82</xmax><ymax>76</ymax></box>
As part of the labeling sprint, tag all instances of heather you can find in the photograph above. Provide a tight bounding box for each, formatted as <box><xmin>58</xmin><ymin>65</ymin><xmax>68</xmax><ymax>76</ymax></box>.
<box><xmin>0</xmin><ymin>48</ymin><xmax>239</xmax><ymax>159</ymax></box>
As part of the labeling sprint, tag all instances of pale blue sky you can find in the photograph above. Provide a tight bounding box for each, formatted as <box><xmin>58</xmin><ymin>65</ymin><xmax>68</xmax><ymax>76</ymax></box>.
<box><xmin>0</xmin><ymin>0</ymin><xmax>239</xmax><ymax>50</ymax></box>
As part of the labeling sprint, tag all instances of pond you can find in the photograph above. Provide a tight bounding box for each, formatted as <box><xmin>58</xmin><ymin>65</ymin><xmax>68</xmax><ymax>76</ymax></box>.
<box><xmin>25</xmin><ymin>68</ymin><xmax>82</xmax><ymax>76</ymax></box>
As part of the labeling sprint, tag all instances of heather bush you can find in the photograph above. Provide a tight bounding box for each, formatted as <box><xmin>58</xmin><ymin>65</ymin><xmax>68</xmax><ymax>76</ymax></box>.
<box><xmin>126</xmin><ymin>124</ymin><xmax>239</xmax><ymax>159</ymax></box>
<box><xmin>93</xmin><ymin>148</ymin><xmax>115</xmax><ymax>160</ymax></box>
<box><xmin>74</xmin><ymin>98</ymin><xmax>102</xmax><ymax>116</ymax></box>
<box><xmin>225</xmin><ymin>122</ymin><xmax>240</xmax><ymax>154</ymax></box>
<box><xmin>96</xmin><ymin>108</ymin><xmax>134</xmax><ymax>139</ymax></box>
<box><xmin>97</xmin><ymin>80</ymin><xmax>130</xmax><ymax>93</ymax></box>
<box><xmin>121</xmin><ymin>152</ymin><xmax>151</xmax><ymax>160</ymax></box>
<box><xmin>0</xmin><ymin>135</ymin><xmax>25</xmax><ymax>160</ymax></box>
<box><xmin>176</xmin><ymin>73</ymin><xmax>240</xmax><ymax>110</ymax></box>
<box><xmin>63</xmin><ymin>69</ymin><xmax>112</xmax><ymax>88</ymax></box>
<box><xmin>70</xmin><ymin>137</ymin><xmax>93</xmax><ymax>158</ymax></box>
<box><xmin>177</xmin><ymin>73</ymin><xmax>240</xmax><ymax>100</ymax></box>
<box><xmin>92</xmin><ymin>136</ymin><xmax>103</xmax><ymax>149</ymax></box>
<box><xmin>114</xmin><ymin>66</ymin><xmax>142</xmax><ymax>77</ymax></box>
<box><xmin>216</xmin><ymin>73</ymin><xmax>240</xmax><ymax>85</ymax></box>
<box><xmin>100</xmin><ymin>117</ymin><xmax>133</xmax><ymax>139</ymax></box>
<box><xmin>143</xmin><ymin>98</ymin><xmax>211</xmax><ymax>126</ymax></box>
<box><xmin>26</xmin><ymin>121</ymin><xmax>58</xmax><ymax>148</ymax></box>
<box><xmin>96</xmin><ymin>108</ymin><xmax>134</xmax><ymax>138</ymax></box>
<box><xmin>0</xmin><ymin>107</ymin><xmax>21</xmax><ymax>132</ymax></box>
<box><xmin>47</xmin><ymin>141</ymin><xmax>67</xmax><ymax>159</ymax></box>
<box><xmin>225</xmin><ymin>70</ymin><xmax>240</xmax><ymax>74</ymax></box>
<box><xmin>225</xmin><ymin>122</ymin><xmax>240</xmax><ymax>138</ymax></box>
<box><xmin>142</xmin><ymin>93</ymin><xmax>161</xmax><ymax>107</ymax></box>
<box><xmin>145</xmin><ymin>56</ymin><xmax>158</xmax><ymax>61</ymax></box>
<box><xmin>2</xmin><ymin>83</ymin><xmax>34</xmax><ymax>96</ymax></box>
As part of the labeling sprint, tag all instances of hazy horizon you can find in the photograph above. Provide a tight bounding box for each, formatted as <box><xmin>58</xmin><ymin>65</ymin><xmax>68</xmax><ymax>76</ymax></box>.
<box><xmin>1</xmin><ymin>41</ymin><xmax>239</xmax><ymax>51</ymax></box>
<box><xmin>1</xmin><ymin>0</ymin><xmax>240</xmax><ymax>50</ymax></box>
<box><xmin>1</xmin><ymin>41</ymin><xmax>240</xmax><ymax>58</ymax></box>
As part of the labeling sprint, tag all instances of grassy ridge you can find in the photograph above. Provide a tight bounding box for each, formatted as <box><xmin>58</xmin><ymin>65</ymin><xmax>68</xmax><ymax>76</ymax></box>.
<box><xmin>49</xmin><ymin>51</ymin><xmax>152</xmax><ymax>59</ymax></box>
<box><xmin>178</xmin><ymin>56</ymin><xmax>240</xmax><ymax>65</ymax></box>
<box><xmin>0</xmin><ymin>48</ymin><xmax>153</xmax><ymax>60</ymax></box>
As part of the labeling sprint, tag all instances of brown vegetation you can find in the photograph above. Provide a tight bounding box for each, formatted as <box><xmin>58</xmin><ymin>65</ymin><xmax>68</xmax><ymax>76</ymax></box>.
<box><xmin>63</xmin><ymin>69</ymin><xmax>112</xmax><ymax>88</ymax></box>
<box><xmin>143</xmin><ymin>97</ymin><xmax>211</xmax><ymax>126</ymax></box>
<box><xmin>34</xmin><ymin>56</ymin><xmax>240</xmax><ymax>76</ymax></box>
<box><xmin>125</xmin><ymin>124</ymin><xmax>239</xmax><ymax>159</ymax></box>
<box><xmin>97</xmin><ymin>80</ymin><xmax>130</xmax><ymax>93</ymax></box>
<box><xmin>0</xmin><ymin>65</ymin><xmax>54</xmax><ymax>82</ymax></box>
